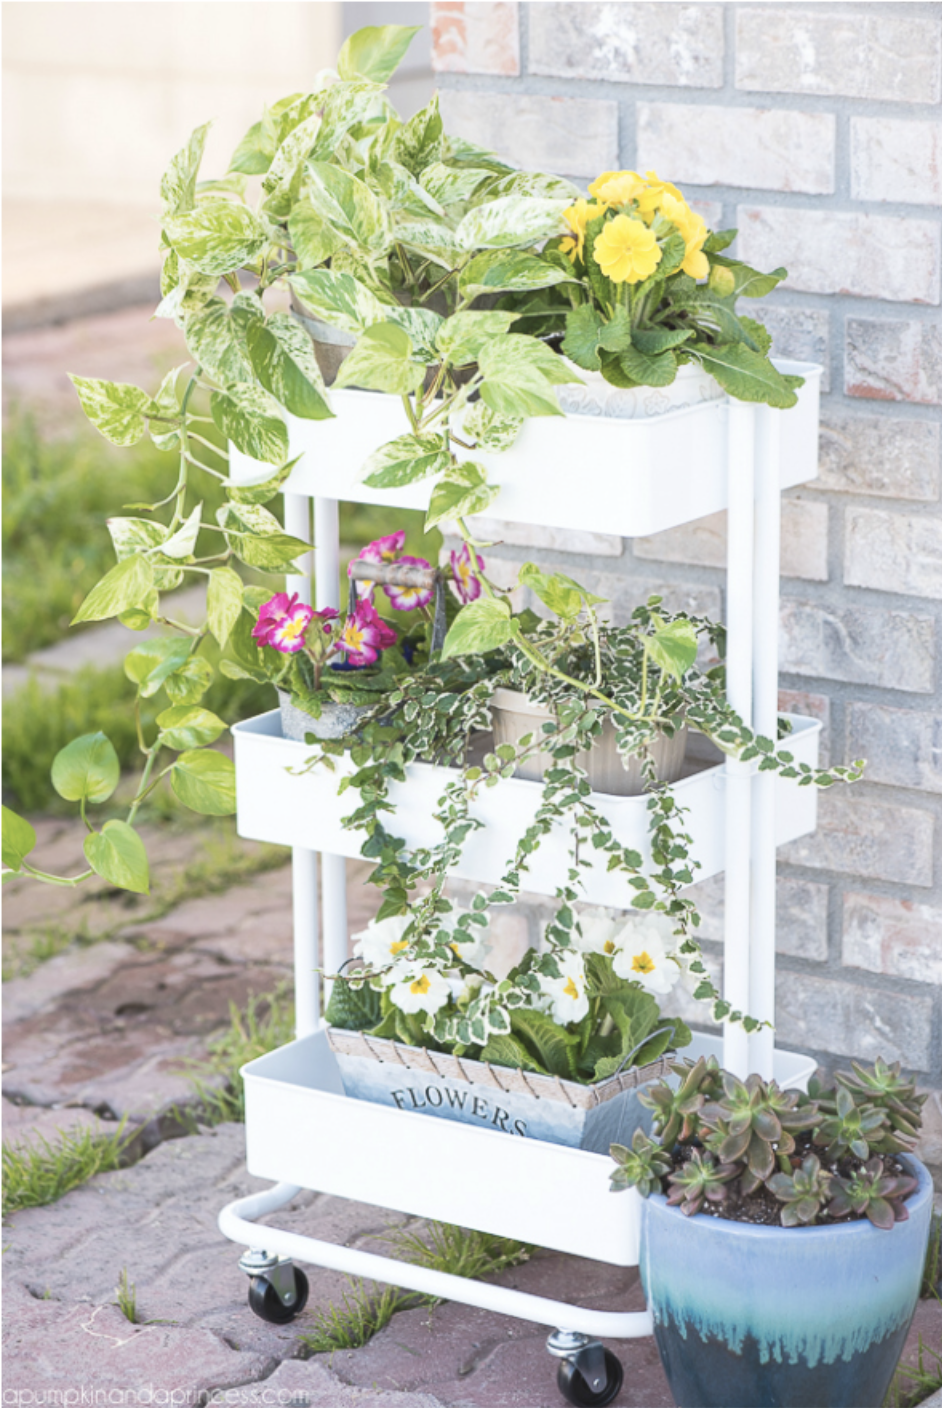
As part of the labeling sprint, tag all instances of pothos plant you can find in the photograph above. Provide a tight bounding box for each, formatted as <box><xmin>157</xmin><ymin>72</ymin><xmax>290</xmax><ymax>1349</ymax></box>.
<box><xmin>298</xmin><ymin>568</ymin><xmax>863</xmax><ymax>1048</ymax></box>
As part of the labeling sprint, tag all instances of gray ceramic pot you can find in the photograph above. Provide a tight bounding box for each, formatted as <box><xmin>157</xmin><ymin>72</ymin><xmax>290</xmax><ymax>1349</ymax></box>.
<box><xmin>278</xmin><ymin>690</ymin><xmax>376</xmax><ymax>742</ymax></box>
<box><xmin>490</xmin><ymin>688</ymin><xmax>688</xmax><ymax>797</ymax></box>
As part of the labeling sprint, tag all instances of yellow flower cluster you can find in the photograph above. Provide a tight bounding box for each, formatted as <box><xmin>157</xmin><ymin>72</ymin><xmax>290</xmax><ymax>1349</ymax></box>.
<box><xmin>561</xmin><ymin>169</ymin><xmax>710</xmax><ymax>285</ymax></box>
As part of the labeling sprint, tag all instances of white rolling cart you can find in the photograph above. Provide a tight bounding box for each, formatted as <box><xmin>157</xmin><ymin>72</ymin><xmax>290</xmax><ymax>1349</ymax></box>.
<box><xmin>219</xmin><ymin>363</ymin><xmax>823</xmax><ymax>1406</ymax></box>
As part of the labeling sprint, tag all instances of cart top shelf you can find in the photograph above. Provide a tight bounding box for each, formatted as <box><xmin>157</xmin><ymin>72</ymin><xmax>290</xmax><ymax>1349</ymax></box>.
<box><xmin>230</xmin><ymin>360</ymin><xmax>822</xmax><ymax>541</ymax></box>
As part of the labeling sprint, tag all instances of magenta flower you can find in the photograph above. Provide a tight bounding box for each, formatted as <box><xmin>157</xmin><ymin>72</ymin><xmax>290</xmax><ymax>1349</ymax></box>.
<box><xmin>384</xmin><ymin>555</ymin><xmax>434</xmax><ymax>612</ymax></box>
<box><xmin>353</xmin><ymin>530</ymin><xmax>407</xmax><ymax>598</ymax></box>
<box><xmin>312</xmin><ymin>606</ymin><xmax>340</xmax><ymax>634</ymax></box>
<box><xmin>336</xmin><ymin>597</ymin><xmax>398</xmax><ymax>666</ymax></box>
<box><xmin>252</xmin><ymin>592</ymin><xmax>315</xmax><ymax>654</ymax></box>
<box><xmin>450</xmin><ymin>543</ymin><xmax>485</xmax><ymax>604</ymax></box>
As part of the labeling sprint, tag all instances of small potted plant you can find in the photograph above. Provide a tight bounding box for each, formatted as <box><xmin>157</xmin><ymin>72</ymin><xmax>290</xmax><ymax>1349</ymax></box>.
<box><xmin>609</xmin><ymin>1057</ymin><xmax>934</xmax><ymax>1408</ymax></box>
<box><xmin>324</xmin><ymin>902</ymin><xmax>692</xmax><ymax>1153</ymax></box>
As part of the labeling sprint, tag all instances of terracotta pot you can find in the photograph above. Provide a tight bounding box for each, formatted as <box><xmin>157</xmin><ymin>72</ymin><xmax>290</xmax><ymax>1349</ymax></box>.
<box><xmin>489</xmin><ymin>687</ymin><xmax>688</xmax><ymax>796</ymax></box>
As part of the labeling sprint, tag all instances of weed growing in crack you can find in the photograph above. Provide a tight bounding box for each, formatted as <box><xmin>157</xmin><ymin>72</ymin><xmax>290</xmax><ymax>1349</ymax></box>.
<box><xmin>381</xmin><ymin>1220</ymin><xmax>533</xmax><ymax>1292</ymax></box>
<box><xmin>115</xmin><ymin>1268</ymin><xmax>138</xmax><ymax>1324</ymax></box>
<box><xmin>188</xmin><ymin>984</ymin><xmax>296</xmax><ymax>1124</ymax></box>
<box><xmin>2</xmin><ymin>1121</ymin><xmax>133</xmax><ymax>1217</ymax></box>
<box><xmin>298</xmin><ymin>1280</ymin><xmax>427</xmax><ymax>1355</ymax></box>
<box><xmin>883</xmin><ymin>1299</ymin><xmax>942</xmax><ymax>1408</ymax></box>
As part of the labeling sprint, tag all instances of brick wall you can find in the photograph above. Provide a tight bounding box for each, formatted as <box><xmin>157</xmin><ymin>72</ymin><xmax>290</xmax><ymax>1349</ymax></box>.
<box><xmin>431</xmin><ymin>1</ymin><xmax>942</xmax><ymax>1145</ymax></box>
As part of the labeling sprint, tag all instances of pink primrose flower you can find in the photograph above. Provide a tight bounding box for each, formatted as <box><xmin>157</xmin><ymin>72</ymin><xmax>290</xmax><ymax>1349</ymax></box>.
<box><xmin>313</xmin><ymin>606</ymin><xmax>340</xmax><ymax>634</ymax></box>
<box><xmin>450</xmin><ymin>543</ymin><xmax>485</xmax><ymax>604</ymax></box>
<box><xmin>252</xmin><ymin>592</ymin><xmax>315</xmax><ymax>654</ymax></box>
<box><xmin>352</xmin><ymin>530</ymin><xmax>407</xmax><ymax>599</ymax></box>
<box><xmin>384</xmin><ymin>555</ymin><xmax>434</xmax><ymax>612</ymax></box>
<box><xmin>337</xmin><ymin>597</ymin><xmax>398</xmax><ymax>667</ymax></box>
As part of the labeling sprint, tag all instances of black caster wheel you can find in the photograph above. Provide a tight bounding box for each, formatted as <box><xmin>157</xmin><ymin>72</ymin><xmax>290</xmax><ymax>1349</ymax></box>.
<box><xmin>247</xmin><ymin>1267</ymin><xmax>309</xmax><ymax>1324</ymax></box>
<box><xmin>557</xmin><ymin>1347</ymin><xmax>624</xmax><ymax>1407</ymax></box>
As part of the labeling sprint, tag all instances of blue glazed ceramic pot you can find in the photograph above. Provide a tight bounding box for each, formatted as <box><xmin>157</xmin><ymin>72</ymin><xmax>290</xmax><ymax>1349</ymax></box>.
<box><xmin>640</xmin><ymin>1155</ymin><xmax>934</xmax><ymax>1408</ymax></box>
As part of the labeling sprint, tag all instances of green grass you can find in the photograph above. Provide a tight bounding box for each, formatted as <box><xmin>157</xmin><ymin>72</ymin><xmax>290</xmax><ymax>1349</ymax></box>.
<box><xmin>2</xmin><ymin>1121</ymin><xmax>133</xmax><ymax>1217</ymax></box>
<box><xmin>299</xmin><ymin>1281</ymin><xmax>426</xmax><ymax>1354</ymax></box>
<box><xmin>922</xmin><ymin>1212</ymin><xmax>941</xmax><ymax>1298</ymax></box>
<box><xmin>190</xmin><ymin>984</ymin><xmax>297</xmax><ymax>1124</ymax></box>
<box><xmin>114</xmin><ymin>1268</ymin><xmax>139</xmax><ymax>1324</ymax></box>
<box><xmin>884</xmin><ymin>1303</ymin><xmax>942</xmax><ymax>1408</ymax></box>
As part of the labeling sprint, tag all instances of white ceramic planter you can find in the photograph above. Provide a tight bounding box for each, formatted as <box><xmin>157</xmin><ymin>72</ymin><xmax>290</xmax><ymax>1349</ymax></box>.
<box><xmin>490</xmin><ymin>687</ymin><xmax>688</xmax><ymax>796</ymax></box>
<box><xmin>556</xmin><ymin>359</ymin><xmax>725</xmax><ymax>421</ymax></box>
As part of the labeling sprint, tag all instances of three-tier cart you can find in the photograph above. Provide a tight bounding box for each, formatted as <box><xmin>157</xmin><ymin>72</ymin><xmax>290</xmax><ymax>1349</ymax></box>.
<box><xmin>219</xmin><ymin>361</ymin><xmax>823</xmax><ymax>1405</ymax></box>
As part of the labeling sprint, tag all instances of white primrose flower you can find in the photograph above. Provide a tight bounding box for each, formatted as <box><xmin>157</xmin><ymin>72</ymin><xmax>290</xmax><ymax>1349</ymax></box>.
<box><xmin>539</xmin><ymin>949</ymin><xmax>590</xmax><ymax>1025</ymax></box>
<box><xmin>353</xmin><ymin>914</ymin><xmax>412</xmax><ymax>966</ymax></box>
<box><xmin>387</xmin><ymin>964</ymin><xmax>452</xmax><ymax>1015</ymax></box>
<box><xmin>611</xmin><ymin>916</ymin><xmax>680</xmax><ymax>996</ymax></box>
<box><xmin>570</xmin><ymin>909</ymin><xmax>622</xmax><ymax>956</ymax></box>
<box><xmin>446</xmin><ymin>919</ymin><xmax>491</xmax><ymax>972</ymax></box>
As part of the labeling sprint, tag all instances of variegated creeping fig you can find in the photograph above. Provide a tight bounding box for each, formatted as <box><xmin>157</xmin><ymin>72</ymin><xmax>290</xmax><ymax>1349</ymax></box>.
<box><xmin>0</xmin><ymin>22</ymin><xmax>851</xmax><ymax>946</ymax></box>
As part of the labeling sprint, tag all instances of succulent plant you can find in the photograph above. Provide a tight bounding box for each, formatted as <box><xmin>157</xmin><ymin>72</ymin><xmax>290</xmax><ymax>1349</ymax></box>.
<box><xmin>638</xmin><ymin>1055</ymin><xmax>721</xmax><ymax>1147</ymax></box>
<box><xmin>609</xmin><ymin>1129</ymin><xmax>673</xmax><ymax>1197</ymax></box>
<box><xmin>835</xmin><ymin>1058</ymin><xmax>927</xmax><ymax>1143</ymax></box>
<box><xmin>666</xmin><ymin>1149</ymin><xmax>739</xmax><ymax>1217</ymax></box>
<box><xmin>768</xmin><ymin>1154</ymin><xmax>834</xmax><ymax>1227</ymax></box>
<box><xmin>826</xmin><ymin>1157</ymin><xmax>919</xmax><ymax>1231</ymax></box>
<box><xmin>812</xmin><ymin>1083</ymin><xmax>893</xmax><ymax>1161</ymax></box>
<box><xmin>699</xmin><ymin>1072</ymin><xmax>819</xmax><ymax>1193</ymax></box>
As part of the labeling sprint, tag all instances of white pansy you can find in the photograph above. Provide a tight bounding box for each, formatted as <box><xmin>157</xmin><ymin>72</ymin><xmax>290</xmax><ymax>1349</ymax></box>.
<box><xmin>539</xmin><ymin>949</ymin><xmax>590</xmax><ymax>1025</ymax></box>
<box><xmin>570</xmin><ymin>909</ymin><xmax>622</xmax><ymax>956</ymax></box>
<box><xmin>387</xmin><ymin>964</ymin><xmax>452</xmax><ymax>1015</ymax></box>
<box><xmin>353</xmin><ymin>913</ymin><xmax>412</xmax><ymax>966</ymax></box>
<box><xmin>611</xmin><ymin>926</ymin><xmax>678</xmax><ymax>995</ymax></box>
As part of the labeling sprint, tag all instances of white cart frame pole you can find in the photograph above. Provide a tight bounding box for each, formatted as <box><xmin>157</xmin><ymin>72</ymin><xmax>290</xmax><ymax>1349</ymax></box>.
<box><xmin>314</xmin><ymin>496</ymin><xmax>348</xmax><ymax>1001</ymax></box>
<box><xmin>284</xmin><ymin>494</ymin><xmax>320</xmax><ymax>1038</ymax></box>
<box><xmin>724</xmin><ymin>403</ymin><xmax>756</xmax><ymax>1080</ymax></box>
<box><xmin>749</xmin><ymin>407</ymin><xmax>783</xmax><ymax>1080</ymax></box>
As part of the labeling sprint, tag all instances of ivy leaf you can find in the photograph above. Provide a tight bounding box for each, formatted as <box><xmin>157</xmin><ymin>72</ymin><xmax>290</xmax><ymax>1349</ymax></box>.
<box><xmin>206</xmin><ymin>566</ymin><xmax>244</xmax><ymax>648</ymax></box>
<box><xmin>305</xmin><ymin>162</ymin><xmax>391</xmax><ymax>253</ymax></box>
<box><xmin>160</xmin><ymin>120</ymin><xmax>211</xmax><ymax>217</ymax></box>
<box><xmin>360</xmin><ymin>433</ymin><xmax>451</xmax><ymax>489</ymax></box>
<box><xmin>164</xmin><ymin>656</ymin><xmax>215</xmax><ymax>707</ymax></box>
<box><xmin>160</xmin><ymin>502</ymin><xmax>203</xmax><ymax>560</ymax></box>
<box><xmin>441</xmin><ymin>596</ymin><xmax>516</xmax><ymax>660</ymax></box>
<box><xmin>228</xmin><ymin>118</ymin><xmax>277</xmax><ymax>176</ymax></box>
<box><xmin>394</xmin><ymin>94</ymin><xmax>444</xmax><ymax>176</ymax></box>
<box><xmin>51</xmin><ymin>733</ymin><xmax>120</xmax><ymax>805</ymax></box>
<box><xmin>455</xmin><ymin>197</ymin><xmax>565</xmax><ymax>252</ymax></box>
<box><xmin>461</xmin><ymin>402</ymin><xmax>524</xmax><ymax>452</ymax></box>
<box><xmin>334</xmin><ymin>323</ymin><xmax>425</xmax><ymax>397</ymax></box>
<box><xmin>106</xmin><ymin>519</ymin><xmax>181</xmax><ymax>592</ymax></box>
<box><xmin>246</xmin><ymin>313</ymin><xmax>333</xmax><ymax>420</ymax></box>
<box><xmin>562</xmin><ymin>305</ymin><xmax>604</xmax><ymax>371</ymax></box>
<box><xmin>68</xmin><ymin>376</ymin><xmax>155</xmax><ymax>447</ymax></box>
<box><xmin>646</xmin><ymin>619</ymin><xmax>699</xmax><ymax>682</ymax></box>
<box><xmin>436</xmin><ymin>311</ymin><xmax>517</xmax><ymax>367</ymax></box>
<box><xmin>123</xmin><ymin>638</ymin><xmax>192</xmax><ymax>697</ymax></box>
<box><xmin>477</xmin><ymin>335</ymin><xmax>579</xmax><ymax>419</ymax></box>
<box><xmin>2</xmin><ymin>806</ymin><xmax>36</xmax><ymax>872</ymax></box>
<box><xmin>519</xmin><ymin>562</ymin><xmax>605</xmax><ymax>621</ymax></box>
<box><xmin>458</xmin><ymin>249</ymin><xmax>576</xmax><ymax>298</ymax></box>
<box><xmin>84</xmin><ymin>820</ymin><xmax>150</xmax><ymax>895</ymax></box>
<box><xmin>211</xmin><ymin>385</ymin><xmax>289</xmax><ymax>464</ymax></box>
<box><xmin>382</xmin><ymin>305</ymin><xmax>443</xmax><ymax>362</ymax></box>
<box><xmin>337</xmin><ymin>23</ymin><xmax>419</xmax><ymax>83</ymax></box>
<box><xmin>171</xmin><ymin>750</ymin><xmax>237</xmax><ymax>815</ymax></box>
<box><xmin>229</xmin><ymin>454</ymin><xmax>300</xmax><ymax>505</ymax></box>
<box><xmin>425</xmin><ymin>463</ymin><xmax>499</xmax><ymax>532</ymax></box>
<box><xmin>288</xmin><ymin>268</ymin><xmax>387</xmax><ymax>336</ymax></box>
<box><xmin>287</xmin><ymin>199</ymin><xmax>346</xmax><ymax>269</ymax></box>
<box><xmin>72</xmin><ymin>554</ymin><xmax>156</xmax><ymax>624</ymax></box>
<box><xmin>163</xmin><ymin>200</ymin><xmax>271</xmax><ymax>277</ymax></box>
<box><xmin>183</xmin><ymin>294</ymin><xmax>261</xmax><ymax>386</ymax></box>
<box><xmin>156</xmin><ymin>706</ymin><xmax>227</xmax><ymax>750</ymax></box>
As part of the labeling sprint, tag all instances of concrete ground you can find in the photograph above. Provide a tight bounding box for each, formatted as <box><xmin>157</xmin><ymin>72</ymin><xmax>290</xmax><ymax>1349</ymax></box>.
<box><xmin>4</xmin><ymin>298</ymin><xmax>941</xmax><ymax>1408</ymax></box>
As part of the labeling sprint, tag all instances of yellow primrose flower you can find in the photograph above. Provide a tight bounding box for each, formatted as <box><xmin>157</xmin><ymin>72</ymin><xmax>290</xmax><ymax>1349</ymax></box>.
<box><xmin>633</xmin><ymin>169</ymin><xmax>685</xmax><ymax>221</ymax></box>
<box><xmin>659</xmin><ymin>193</ymin><xmax>710</xmax><ymax>280</ymax></box>
<box><xmin>588</xmin><ymin>169</ymin><xmax>647</xmax><ymax>208</ymax></box>
<box><xmin>593</xmin><ymin>214</ymin><xmax>662</xmax><ymax>285</ymax></box>
<box><xmin>560</xmin><ymin>198</ymin><xmax>606</xmax><ymax>262</ymax></box>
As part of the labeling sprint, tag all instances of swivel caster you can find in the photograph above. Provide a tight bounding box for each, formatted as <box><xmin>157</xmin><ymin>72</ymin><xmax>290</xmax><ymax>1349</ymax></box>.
<box><xmin>239</xmin><ymin>1249</ymin><xmax>309</xmax><ymax>1325</ymax></box>
<box><xmin>548</xmin><ymin>1329</ymin><xmax>624</xmax><ymax>1407</ymax></box>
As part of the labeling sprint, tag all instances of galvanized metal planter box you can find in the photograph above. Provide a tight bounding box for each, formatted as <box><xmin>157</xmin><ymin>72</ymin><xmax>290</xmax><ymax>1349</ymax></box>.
<box><xmin>326</xmin><ymin>1028</ymin><xmax>672</xmax><ymax>1155</ymax></box>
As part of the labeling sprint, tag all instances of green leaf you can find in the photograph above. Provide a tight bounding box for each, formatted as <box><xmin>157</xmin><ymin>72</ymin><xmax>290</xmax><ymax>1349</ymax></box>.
<box><xmin>164</xmin><ymin>200</ymin><xmax>270</xmax><ymax>277</ymax></box>
<box><xmin>171</xmin><ymin>750</ymin><xmax>237</xmax><ymax>815</ymax></box>
<box><xmin>481</xmin><ymin>170</ymin><xmax>582</xmax><ymax>202</ymax></box>
<box><xmin>261</xmin><ymin>113</ymin><xmax>322</xmax><ymax>218</ymax></box>
<box><xmin>229</xmin><ymin>454</ymin><xmax>300</xmax><ymax>504</ymax></box>
<box><xmin>106</xmin><ymin>519</ymin><xmax>181</xmax><ymax>592</ymax></box>
<box><xmin>287</xmin><ymin>199</ymin><xmax>346</xmax><ymax>269</ymax></box>
<box><xmin>738</xmin><ymin>316</ymin><xmax>773</xmax><ymax>357</ymax></box>
<box><xmin>478</xmin><ymin>1032</ymin><xmax>544</xmax><ymax>1074</ymax></box>
<box><xmin>229</xmin><ymin>118</ymin><xmax>277</xmax><ymax>176</ymax></box>
<box><xmin>124</xmin><ymin>637</ymin><xmax>192</xmax><ymax>697</ymax></box>
<box><xmin>163</xmin><ymin>655</ymin><xmax>215</xmax><ymax>706</ymax></box>
<box><xmin>459</xmin><ymin>249</ymin><xmax>576</xmax><ymax>298</ymax></box>
<box><xmin>519</xmin><ymin>562</ymin><xmax>605</xmax><ymax>621</ymax></box>
<box><xmin>646</xmin><ymin>619</ymin><xmax>698</xmax><ymax>682</ymax></box>
<box><xmin>616</xmin><ymin>345</ymin><xmax>678</xmax><ymax>387</ymax></box>
<box><xmin>420</xmin><ymin>162</ymin><xmax>491</xmax><ymax>207</ymax></box>
<box><xmin>704</xmin><ymin>228</ymin><xmax>737</xmax><ymax>254</ymax></box>
<box><xmin>156</xmin><ymin>705</ymin><xmax>227</xmax><ymax>750</ymax></box>
<box><xmin>160</xmin><ymin>502</ymin><xmax>203</xmax><ymax>560</ymax></box>
<box><xmin>361</xmin><ymin>433</ymin><xmax>451</xmax><ymax>489</ymax></box>
<box><xmin>596</xmin><ymin>306</ymin><xmax>633</xmax><ymax>355</ymax></box>
<box><xmin>305</xmin><ymin>162</ymin><xmax>391</xmax><ymax>253</ymax></box>
<box><xmin>2</xmin><ymin>806</ymin><xmax>36</xmax><ymax>871</ymax></box>
<box><xmin>337</xmin><ymin>23</ymin><xmax>419</xmax><ymax>83</ymax></box>
<box><xmin>324</xmin><ymin>974</ymin><xmax>384</xmax><ymax>1030</ymax></box>
<box><xmin>693</xmin><ymin>343</ymin><xmax>799</xmax><ymax>409</ymax></box>
<box><xmin>220</xmin><ymin>503</ymin><xmax>311</xmax><ymax>571</ymax></box>
<box><xmin>631</xmin><ymin>326</ymin><xmax>694</xmax><ymax>355</ymax></box>
<box><xmin>382</xmin><ymin>304</ymin><xmax>443</xmax><ymax>361</ymax></box>
<box><xmin>211</xmin><ymin>386</ymin><xmax>289</xmax><ymax>464</ymax></box>
<box><xmin>562</xmin><ymin>306</ymin><xmax>604</xmax><ymax>371</ymax></box>
<box><xmin>51</xmin><ymin>732</ymin><xmax>120</xmax><ymax>805</ymax></box>
<box><xmin>288</xmin><ymin>268</ymin><xmax>387</xmax><ymax>336</ymax></box>
<box><xmin>149</xmin><ymin>363</ymin><xmax>187</xmax><ymax>451</ymax></box>
<box><xmin>160</xmin><ymin>121</ymin><xmax>211</xmax><ymax>217</ymax></box>
<box><xmin>394</xmin><ymin>94</ymin><xmax>444</xmax><ymax>176</ymax></box>
<box><xmin>154</xmin><ymin>259</ymin><xmax>220</xmax><ymax>324</ymax></box>
<box><xmin>711</xmin><ymin>255</ymin><xmax>788</xmax><ymax>299</ymax></box>
<box><xmin>509</xmin><ymin>1009</ymin><xmax>576</xmax><ymax>1080</ymax></box>
<box><xmin>334</xmin><ymin>323</ymin><xmax>425</xmax><ymax>396</ymax></box>
<box><xmin>461</xmin><ymin>402</ymin><xmax>524</xmax><ymax>453</ymax></box>
<box><xmin>441</xmin><ymin>596</ymin><xmax>515</xmax><ymax>660</ymax></box>
<box><xmin>84</xmin><ymin>820</ymin><xmax>150</xmax><ymax>894</ymax></box>
<box><xmin>477</xmin><ymin>334</ymin><xmax>579</xmax><ymax>419</ymax></box>
<box><xmin>68</xmin><ymin>376</ymin><xmax>154</xmax><ymax>447</ymax></box>
<box><xmin>72</xmin><ymin>554</ymin><xmax>156</xmax><ymax>624</ymax></box>
<box><xmin>455</xmin><ymin>197</ymin><xmax>565</xmax><ymax>252</ymax></box>
<box><xmin>246</xmin><ymin>313</ymin><xmax>332</xmax><ymax>420</ymax></box>
<box><xmin>183</xmin><ymin>294</ymin><xmax>261</xmax><ymax>386</ymax></box>
<box><xmin>206</xmin><ymin>566</ymin><xmax>244</xmax><ymax>648</ymax></box>
<box><xmin>426</xmin><ymin>463</ymin><xmax>499</xmax><ymax>531</ymax></box>
<box><xmin>435</xmin><ymin>311</ymin><xmax>516</xmax><ymax>367</ymax></box>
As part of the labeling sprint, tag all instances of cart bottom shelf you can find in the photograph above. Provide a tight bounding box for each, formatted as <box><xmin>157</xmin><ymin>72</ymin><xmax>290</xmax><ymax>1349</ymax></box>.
<box><xmin>240</xmin><ymin>1031</ymin><xmax>816</xmax><ymax>1267</ymax></box>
